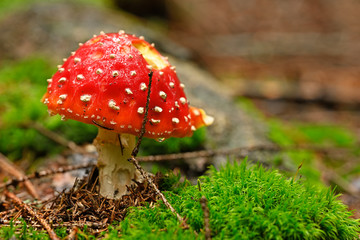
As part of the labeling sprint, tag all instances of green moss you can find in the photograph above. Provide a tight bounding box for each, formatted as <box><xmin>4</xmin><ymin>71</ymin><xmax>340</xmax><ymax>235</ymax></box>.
<box><xmin>0</xmin><ymin>58</ymin><xmax>59</xmax><ymax>159</ymax></box>
<box><xmin>114</xmin><ymin>161</ymin><xmax>359</xmax><ymax>239</ymax></box>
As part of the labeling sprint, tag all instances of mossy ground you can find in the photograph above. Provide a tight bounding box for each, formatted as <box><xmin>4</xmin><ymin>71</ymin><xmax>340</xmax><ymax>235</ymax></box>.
<box><xmin>1</xmin><ymin>161</ymin><xmax>359</xmax><ymax>239</ymax></box>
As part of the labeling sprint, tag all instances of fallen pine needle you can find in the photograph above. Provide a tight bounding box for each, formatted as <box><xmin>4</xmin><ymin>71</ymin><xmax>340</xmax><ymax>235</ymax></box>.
<box><xmin>4</xmin><ymin>190</ymin><xmax>60</xmax><ymax>240</ymax></box>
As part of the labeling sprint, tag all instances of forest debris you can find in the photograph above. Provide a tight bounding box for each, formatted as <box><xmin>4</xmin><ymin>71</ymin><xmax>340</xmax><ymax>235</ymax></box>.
<box><xmin>0</xmin><ymin>170</ymin><xmax>161</xmax><ymax>234</ymax></box>
<box><xmin>0</xmin><ymin>153</ymin><xmax>39</xmax><ymax>199</ymax></box>
<box><xmin>4</xmin><ymin>190</ymin><xmax>60</xmax><ymax>240</ymax></box>
<box><xmin>0</xmin><ymin>162</ymin><xmax>95</xmax><ymax>190</ymax></box>
<box><xmin>128</xmin><ymin>156</ymin><xmax>189</xmax><ymax>229</ymax></box>
<box><xmin>200</xmin><ymin>196</ymin><xmax>211</xmax><ymax>240</ymax></box>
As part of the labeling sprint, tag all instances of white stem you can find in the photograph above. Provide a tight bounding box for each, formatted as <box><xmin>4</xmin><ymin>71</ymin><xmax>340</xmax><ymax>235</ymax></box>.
<box><xmin>93</xmin><ymin>128</ymin><xmax>139</xmax><ymax>199</ymax></box>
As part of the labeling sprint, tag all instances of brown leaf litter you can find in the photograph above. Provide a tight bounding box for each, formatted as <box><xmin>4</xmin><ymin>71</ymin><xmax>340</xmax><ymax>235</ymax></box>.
<box><xmin>0</xmin><ymin>167</ymin><xmax>162</xmax><ymax>234</ymax></box>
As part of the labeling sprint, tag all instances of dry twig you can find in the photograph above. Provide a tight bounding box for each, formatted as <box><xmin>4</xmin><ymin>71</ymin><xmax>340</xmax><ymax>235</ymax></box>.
<box><xmin>129</xmin><ymin>156</ymin><xmax>189</xmax><ymax>228</ymax></box>
<box><xmin>0</xmin><ymin>153</ymin><xmax>39</xmax><ymax>199</ymax></box>
<box><xmin>200</xmin><ymin>196</ymin><xmax>211</xmax><ymax>240</ymax></box>
<box><xmin>4</xmin><ymin>190</ymin><xmax>60</xmax><ymax>240</ymax></box>
<box><xmin>128</xmin><ymin>70</ymin><xmax>189</xmax><ymax>229</ymax></box>
<box><xmin>0</xmin><ymin>162</ymin><xmax>94</xmax><ymax>190</ymax></box>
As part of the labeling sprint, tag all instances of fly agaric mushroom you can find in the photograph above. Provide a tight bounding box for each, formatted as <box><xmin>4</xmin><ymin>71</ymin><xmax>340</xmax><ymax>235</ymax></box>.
<box><xmin>42</xmin><ymin>31</ymin><xmax>214</xmax><ymax>199</ymax></box>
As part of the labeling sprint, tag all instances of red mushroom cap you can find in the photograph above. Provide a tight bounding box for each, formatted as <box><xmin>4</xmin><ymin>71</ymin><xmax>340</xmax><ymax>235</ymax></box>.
<box><xmin>42</xmin><ymin>32</ymin><xmax>213</xmax><ymax>139</ymax></box>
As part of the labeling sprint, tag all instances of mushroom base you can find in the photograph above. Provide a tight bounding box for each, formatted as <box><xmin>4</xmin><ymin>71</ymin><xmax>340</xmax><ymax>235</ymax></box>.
<box><xmin>93</xmin><ymin>128</ymin><xmax>140</xmax><ymax>199</ymax></box>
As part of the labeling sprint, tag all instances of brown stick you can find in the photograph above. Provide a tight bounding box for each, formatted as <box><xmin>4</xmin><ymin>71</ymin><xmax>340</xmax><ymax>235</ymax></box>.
<box><xmin>65</xmin><ymin>226</ymin><xmax>78</xmax><ymax>240</ymax></box>
<box><xmin>0</xmin><ymin>153</ymin><xmax>39</xmax><ymax>199</ymax></box>
<box><xmin>128</xmin><ymin>156</ymin><xmax>189</xmax><ymax>228</ymax></box>
<box><xmin>128</xmin><ymin>70</ymin><xmax>189</xmax><ymax>228</ymax></box>
<box><xmin>0</xmin><ymin>162</ymin><xmax>95</xmax><ymax>189</ymax></box>
<box><xmin>22</xmin><ymin>122</ymin><xmax>82</xmax><ymax>152</ymax></box>
<box><xmin>4</xmin><ymin>190</ymin><xmax>60</xmax><ymax>240</ymax></box>
<box><xmin>200</xmin><ymin>196</ymin><xmax>211</xmax><ymax>240</ymax></box>
<box><xmin>132</xmin><ymin>71</ymin><xmax>153</xmax><ymax>157</ymax></box>
<box><xmin>138</xmin><ymin>145</ymin><xmax>280</xmax><ymax>162</ymax></box>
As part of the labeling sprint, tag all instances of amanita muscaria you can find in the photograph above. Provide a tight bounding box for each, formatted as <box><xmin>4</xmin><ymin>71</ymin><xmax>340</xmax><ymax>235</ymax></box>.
<box><xmin>42</xmin><ymin>31</ymin><xmax>214</xmax><ymax>199</ymax></box>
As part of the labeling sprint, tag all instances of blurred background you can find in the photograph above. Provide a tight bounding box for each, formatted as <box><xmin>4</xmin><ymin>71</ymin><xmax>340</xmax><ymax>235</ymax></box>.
<box><xmin>0</xmin><ymin>0</ymin><xmax>359</xmax><ymax>215</ymax></box>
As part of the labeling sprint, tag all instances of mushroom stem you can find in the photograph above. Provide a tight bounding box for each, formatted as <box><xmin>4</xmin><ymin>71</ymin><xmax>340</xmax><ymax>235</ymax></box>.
<box><xmin>93</xmin><ymin>128</ymin><xmax>139</xmax><ymax>199</ymax></box>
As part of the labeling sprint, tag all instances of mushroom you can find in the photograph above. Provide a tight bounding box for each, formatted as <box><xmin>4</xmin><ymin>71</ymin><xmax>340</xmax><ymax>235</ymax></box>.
<box><xmin>42</xmin><ymin>32</ymin><xmax>214</xmax><ymax>199</ymax></box>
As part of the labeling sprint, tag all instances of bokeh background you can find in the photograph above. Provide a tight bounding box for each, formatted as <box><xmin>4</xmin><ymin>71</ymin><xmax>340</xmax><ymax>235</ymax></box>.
<box><xmin>0</xmin><ymin>0</ymin><xmax>359</xmax><ymax>216</ymax></box>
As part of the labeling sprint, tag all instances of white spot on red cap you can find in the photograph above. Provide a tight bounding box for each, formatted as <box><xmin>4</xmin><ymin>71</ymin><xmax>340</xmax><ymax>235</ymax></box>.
<box><xmin>58</xmin><ymin>68</ymin><xmax>65</xmax><ymax>73</ymax></box>
<box><xmin>130</xmin><ymin>71</ymin><xmax>137</xmax><ymax>76</ymax></box>
<box><xmin>193</xmin><ymin>109</ymin><xmax>200</xmax><ymax>116</ymax></box>
<box><xmin>140</xmin><ymin>82</ymin><xmax>147</xmax><ymax>91</ymax></box>
<box><xmin>175</xmin><ymin>101</ymin><xmax>179</xmax><ymax>108</ymax></box>
<box><xmin>47</xmin><ymin>79</ymin><xmax>52</xmax><ymax>83</ymax></box>
<box><xmin>172</xmin><ymin>118</ymin><xmax>180</xmax><ymax>124</ymax></box>
<box><xmin>125</xmin><ymin>88</ymin><xmax>133</xmax><ymax>95</ymax></box>
<box><xmin>59</xmin><ymin>94</ymin><xmax>67</xmax><ymax>100</ymax></box>
<box><xmin>179</xmin><ymin>97</ymin><xmax>186</xmax><ymax>104</ymax></box>
<box><xmin>59</xmin><ymin>77</ymin><xmax>66</xmax><ymax>83</ymax></box>
<box><xmin>159</xmin><ymin>71</ymin><xmax>164</xmax><ymax>76</ymax></box>
<box><xmin>96</xmin><ymin>69</ymin><xmax>103</xmax><ymax>74</ymax></box>
<box><xmin>154</xmin><ymin>106</ymin><xmax>163</xmax><ymax>112</ymax></box>
<box><xmin>180</xmin><ymin>83</ymin><xmax>185</xmax><ymax>89</ymax></box>
<box><xmin>110</xmin><ymin>54</ymin><xmax>116</xmax><ymax>59</ymax></box>
<box><xmin>74</xmin><ymin>57</ymin><xmax>81</xmax><ymax>63</ymax></box>
<box><xmin>77</xmin><ymin>74</ymin><xmax>84</xmax><ymax>80</ymax></box>
<box><xmin>137</xmin><ymin>107</ymin><xmax>144</xmax><ymax>114</ymax></box>
<box><xmin>159</xmin><ymin>91</ymin><xmax>167</xmax><ymax>100</ymax></box>
<box><xmin>169</xmin><ymin>82</ymin><xmax>175</xmax><ymax>88</ymax></box>
<box><xmin>150</xmin><ymin>119</ymin><xmax>160</xmax><ymax>124</ymax></box>
<box><xmin>112</xmin><ymin>71</ymin><xmax>119</xmax><ymax>77</ymax></box>
<box><xmin>108</xmin><ymin>100</ymin><xmax>120</xmax><ymax>110</ymax></box>
<box><xmin>110</xmin><ymin>121</ymin><xmax>117</xmax><ymax>125</ymax></box>
<box><xmin>80</xmin><ymin>94</ymin><xmax>91</xmax><ymax>102</ymax></box>
<box><xmin>146</xmin><ymin>65</ymin><xmax>153</xmax><ymax>70</ymax></box>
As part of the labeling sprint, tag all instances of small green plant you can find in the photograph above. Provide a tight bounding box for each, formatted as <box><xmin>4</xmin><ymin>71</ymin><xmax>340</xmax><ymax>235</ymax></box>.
<box><xmin>0</xmin><ymin>219</ymin><xmax>68</xmax><ymax>240</ymax></box>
